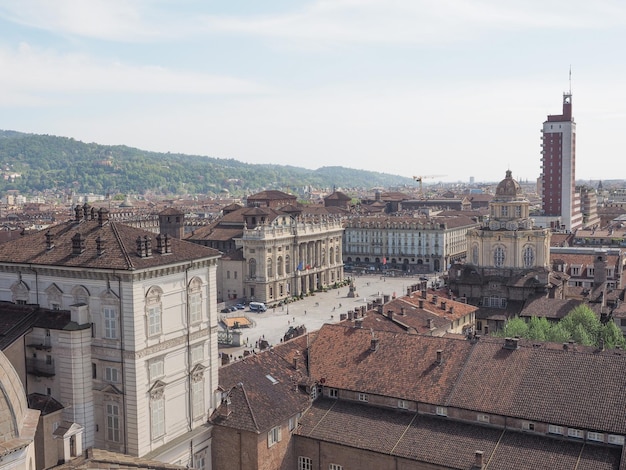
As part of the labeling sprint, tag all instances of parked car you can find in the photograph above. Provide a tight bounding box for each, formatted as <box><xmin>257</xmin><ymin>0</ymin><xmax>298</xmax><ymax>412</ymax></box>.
<box><xmin>220</xmin><ymin>307</ymin><xmax>231</xmax><ymax>313</ymax></box>
<box><xmin>235</xmin><ymin>303</ymin><xmax>245</xmax><ymax>310</ymax></box>
<box><xmin>229</xmin><ymin>306</ymin><xmax>238</xmax><ymax>312</ymax></box>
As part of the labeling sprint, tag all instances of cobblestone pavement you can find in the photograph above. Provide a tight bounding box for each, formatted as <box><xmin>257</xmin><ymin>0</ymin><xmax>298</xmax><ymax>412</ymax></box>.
<box><xmin>218</xmin><ymin>273</ymin><xmax>440</xmax><ymax>361</ymax></box>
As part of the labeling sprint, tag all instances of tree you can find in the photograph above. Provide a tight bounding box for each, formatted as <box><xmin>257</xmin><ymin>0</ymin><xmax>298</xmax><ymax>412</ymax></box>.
<box><xmin>560</xmin><ymin>305</ymin><xmax>601</xmax><ymax>345</ymax></box>
<box><xmin>498</xmin><ymin>317</ymin><xmax>528</xmax><ymax>338</ymax></box>
<box><xmin>494</xmin><ymin>304</ymin><xmax>626</xmax><ymax>350</ymax></box>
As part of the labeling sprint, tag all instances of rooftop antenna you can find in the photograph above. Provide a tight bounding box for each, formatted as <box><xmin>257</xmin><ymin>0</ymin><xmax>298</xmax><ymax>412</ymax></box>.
<box><xmin>569</xmin><ymin>65</ymin><xmax>572</xmax><ymax>94</ymax></box>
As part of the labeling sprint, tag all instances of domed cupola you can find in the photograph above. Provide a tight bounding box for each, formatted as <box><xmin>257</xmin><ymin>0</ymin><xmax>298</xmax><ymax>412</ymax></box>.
<box><xmin>495</xmin><ymin>169</ymin><xmax>523</xmax><ymax>201</ymax></box>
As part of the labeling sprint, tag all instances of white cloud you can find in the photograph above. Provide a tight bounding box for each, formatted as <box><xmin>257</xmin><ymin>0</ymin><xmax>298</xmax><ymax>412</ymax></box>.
<box><xmin>199</xmin><ymin>0</ymin><xmax>626</xmax><ymax>46</ymax></box>
<box><xmin>0</xmin><ymin>43</ymin><xmax>269</xmax><ymax>105</ymax></box>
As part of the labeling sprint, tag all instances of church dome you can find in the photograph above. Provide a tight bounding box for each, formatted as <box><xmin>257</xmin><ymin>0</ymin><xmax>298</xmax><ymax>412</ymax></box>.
<box><xmin>495</xmin><ymin>170</ymin><xmax>522</xmax><ymax>199</ymax></box>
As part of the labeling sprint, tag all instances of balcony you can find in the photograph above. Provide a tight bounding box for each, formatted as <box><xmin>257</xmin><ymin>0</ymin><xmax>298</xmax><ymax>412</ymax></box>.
<box><xmin>26</xmin><ymin>357</ymin><xmax>55</xmax><ymax>377</ymax></box>
<box><xmin>27</xmin><ymin>336</ymin><xmax>52</xmax><ymax>351</ymax></box>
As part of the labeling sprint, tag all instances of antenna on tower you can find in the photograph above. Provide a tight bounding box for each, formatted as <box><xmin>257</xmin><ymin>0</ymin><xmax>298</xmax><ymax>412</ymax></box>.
<box><xmin>569</xmin><ymin>65</ymin><xmax>572</xmax><ymax>94</ymax></box>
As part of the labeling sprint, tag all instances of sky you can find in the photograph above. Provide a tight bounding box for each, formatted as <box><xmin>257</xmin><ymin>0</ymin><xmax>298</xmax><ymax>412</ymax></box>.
<box><xmin>1</xmin><ymin>1</ymin><xmax>625</xmax><ymax>184</ymax></box>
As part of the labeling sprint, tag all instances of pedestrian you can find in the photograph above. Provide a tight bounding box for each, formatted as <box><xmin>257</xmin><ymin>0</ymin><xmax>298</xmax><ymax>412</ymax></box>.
<box><xmin>305</xmin><ymin>310</ymin><xmax>307</xmax><ymax>315</ymax></box>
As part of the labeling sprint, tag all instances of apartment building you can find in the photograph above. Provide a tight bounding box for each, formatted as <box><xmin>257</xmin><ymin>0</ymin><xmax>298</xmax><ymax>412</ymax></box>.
<box><xmin>343</xmin><ymin>214</ymin><xmax>479</xmax><ymax>273</ymax></box>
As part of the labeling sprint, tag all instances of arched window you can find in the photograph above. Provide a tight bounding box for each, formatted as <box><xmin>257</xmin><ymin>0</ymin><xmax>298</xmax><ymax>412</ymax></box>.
<box><xmin>145</xmin><ymin>286</ymin><xmax>163</xmax><ymax>337</ymax></box>
<box><xmin>248</xmin><ymin>259</ymin><xmax>257</xmax><ymax>278</ymax></box>
<box><xmin>494</xmin><ymin>246</ymin><xmax>505</xmax><ymax>268</ymax></box>
<box><xmin>472</xmin><ymin>244</ymin><xmax>479</xmax><ymax>265</ymax></box>
<box><xmin>277</xmin><ymin>256</ymin><xmax>284</xmax><ymax>276</ymax></box>
<box><xmin>267</xmin><ymin>258</ymin><xmax>273</xmax><ymax>277</ymax></box>
<box><xmin>523</xmin><ymin>246</ymin><xmax>535</xmax><ymax>268</ymax></box>
<box><xmin>188</xmin><ymin>277</ymin><xmax>203</xmax><ymax>324</ymax></box>
<box><xmin>329</xmin><ymin>248</ymin><xmax>334</xmax><ymax>265</ymax></box>
<box><xmin>285</xmin><ymin>255</ymin><xmax>291</xmax><ymax>274</ymax></box>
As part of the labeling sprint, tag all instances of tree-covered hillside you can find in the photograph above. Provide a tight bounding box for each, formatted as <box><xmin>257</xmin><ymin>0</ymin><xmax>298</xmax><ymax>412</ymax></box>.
<box><xmin>0</xmin><ymin>130</ymin><xmax>414</xmax><ymax>195</ymax></box>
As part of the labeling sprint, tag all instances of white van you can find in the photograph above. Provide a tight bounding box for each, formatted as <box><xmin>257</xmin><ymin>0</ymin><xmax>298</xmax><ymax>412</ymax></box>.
<box><xmin>249</xmin><ymin>302</ymin><xmax>267</xmax><ymax>312</ymax></box>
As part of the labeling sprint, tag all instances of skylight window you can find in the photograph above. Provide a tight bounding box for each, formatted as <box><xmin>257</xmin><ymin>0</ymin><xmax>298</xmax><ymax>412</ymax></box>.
<box><xmin>266</xmin><ymin>374</ymin><xmax>279</xmax><ymax>385</ymax></box>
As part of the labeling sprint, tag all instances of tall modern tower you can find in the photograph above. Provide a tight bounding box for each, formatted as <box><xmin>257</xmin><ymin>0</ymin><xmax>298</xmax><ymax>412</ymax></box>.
<box><xmin>539</xmin><ymin>89</ymin><xmax>583</xmax><ymax>232</ymax></box>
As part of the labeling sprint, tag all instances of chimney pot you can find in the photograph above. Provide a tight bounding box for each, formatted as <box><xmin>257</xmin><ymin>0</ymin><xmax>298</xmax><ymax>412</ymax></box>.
<box><xmin>419</xmin><ymin>299</ymin><xmax>424</xmax><ymax>309</ymax></box>
<box><xmin>436</xmin><ymin>349</ymin><xmax>443</xmax><ymax>364</ymax></box>
<box><xmin>427</xmin><ymin>318</ymin><xmax>434</xmax><ymax>329</ymax></box>
<box><xmin>370</xmin><ymin>338</ymin><xmax>379</xmax><ymax>352</ymax></box>
<box><xmin>474</xmin><ymin>450</ymin><xmax>484</xmax><ymax>469</ymax></box>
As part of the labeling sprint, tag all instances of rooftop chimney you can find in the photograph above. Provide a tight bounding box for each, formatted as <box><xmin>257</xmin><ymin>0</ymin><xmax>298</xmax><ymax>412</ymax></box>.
<box><xmin>370</xmin><ymin>338</ymin><xmax>380</xmax><ymax>352</ymax></box>
<box><xmin>441</xmin><ymin>301</ymin><xmax>447</xmax><ymax>311</ymax></box>
<box><xmin>432</xmin><ymin>295</ymin><xmax>438</xmax><ymax>304</ymax></box>
<box><xmin>387</xmin><ymin>310</ymin><xmax>394</xmax><ymax>320</ymax></box>
<box><xmin>449</xmin><ymin>306</ymin><xmax>454</xmax><ymax>314</ymax></box>
<box><xmin>474</xmin><ymin>451</ymin><xmax>484</xmax><ymax>469</ymax></box>
<box><xmin>219</xmin><ymin>397</ymin><xmax>232</xmax><ymax>417</ymax></box>
<box><xmin>419</xmin><ymin>299</ymin><xmax>424</xmax><ymax>309</ymax></box>
<box><xmin>436</xmin><ymin>349</ymin><xmax>443</xmax><ymax>364</ymax></box>
<box><xmin>45</xmin><ymin>231</ymin><xmax>54</xmax><ymax>251</ymax></box>
<box><xmin>70</xmin><ymin>303</ymin><xmax>90</xmax><ymax>325</ymax></box>
<box><xmin>74</xmin><ymin>205</ymin><xmax>82</xmax><ymax>222</ymax></box>
<box><xmin>427</xmin><ymin>318</ymin><xmax>434</xmax><ymax>329</ymax></box>
<box><xmin>503</xmin><ymin>337</ymin><xmax>520</xmax><ymax>350</ymax></box>
<box><xmin>293</xmin><ymin>356</ymin><xmax>299</xmax><ymax>369</ymax></box>
<box><xmin>71</xmin><ymin>233</ymin><xmax>85</xmax><ymax>255</ymax></box>
<box><xmin>355</xmin><ymin>318</ymin><xmax>363</xmax><ymax>328</ymax></box>
<box><xmin>400</xmin><ymin>307</ymin><xmax>405</xmax><ymax>316</ymax></box>
<box><xmin>97</xmin><ymin>208</ymin><xmax>109</xmax><ymax>226</ymax></box>
<box><xmin>96</xmin><ymin>236</ymin><xmax>105</xmax><ymax>257</ymax></box>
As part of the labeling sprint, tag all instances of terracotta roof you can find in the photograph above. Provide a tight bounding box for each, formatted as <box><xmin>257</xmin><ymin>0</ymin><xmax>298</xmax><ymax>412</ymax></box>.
<box><xmin>308</xmin><ymin>324</ymin><xmax>473</xmax><ymax>404</ymax></box>
<box><xmin>324</xmin><ymin>191</ymin><xmax>351</xmax><ymax>201</ymax></box>
<box><xmin>211</xmin><ymin>336</ymin><xmax>311</xmax><ymax>433</ymax></box>
<box><xmin>520</xmin><ymin>296</ymin><xmax>584</xmax><ymax>319</ymax></box>
<box><xmin>0</xmin><ymin>219</ymin><xmax>220</xmax><ymax>271</ymax></box>
<box><xmin>247</xmin><ymin>190</ymin><xmax>296</xmax><ymax>201</ymax></box>
<box><xmin>297</xmin><ymin>399</ymin><xmax>620</xmax><ymax>469</ymax></box>
<box><xmin>448</xmin><ymin>337</ymin><xmax>626</xmax><ymax>434</ymax></box>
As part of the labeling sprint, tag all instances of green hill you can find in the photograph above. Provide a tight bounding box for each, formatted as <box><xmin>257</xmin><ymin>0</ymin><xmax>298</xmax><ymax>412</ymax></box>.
<box><xmin>0</xmin><ymin>130</ymin><xmax>414</xmax><ymax>196</ymax></box>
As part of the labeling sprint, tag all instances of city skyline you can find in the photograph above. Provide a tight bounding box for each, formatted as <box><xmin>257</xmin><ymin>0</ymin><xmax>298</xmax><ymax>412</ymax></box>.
<box><xmin>1</xmin><ymin>1</ymin><xmax>626</xmax><ymax>183</ymax></box>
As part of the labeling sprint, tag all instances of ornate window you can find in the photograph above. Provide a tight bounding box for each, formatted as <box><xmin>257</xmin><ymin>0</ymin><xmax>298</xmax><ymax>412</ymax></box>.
<box><xmin>149</xmin><ymin>357</ymin><xmax>164</xmax><ymax>380</ymax></box>
<box><xmin>71</xmin><ymin>285</ymin><xmax>90</xmax><ymax>305</ymax></box>
<box><xmin>151</xmin><ymin>397</ymin><xmax>165</xmax><ymax>439</ymax></box>
<box><xmin>285</xmin><ymin>255</ymin><xmax>291</xmax><ymax>274</ymax></box>
<box><xmin>523</xmin><ymin>246</ymin><xmax>535</xmax><ymax>268</ymax></box>
<box><xmin>494</xmin><ymin>246</ymin><xmax>505</xmax><ymax>267</ymax></box>
<box><xmin>106</xmin><ymin>403</ymin><xmax>121</xmax><ymax>442</ymax></box>
<box><xmin>277</xmin><ymin>256</ymin><xmax>284</xmax><ymax>276</ymax></box>
<box><xmin>188</xmin><ymin>277</ymin><xmax>203</xmax><ymax>324</ymax></box>
<box><xmin>45</xmin><ymin>283</ymin><xmax>63</xmax><ymax>309</ymax></box>
<box><xmin>146</xmin><ymin>286</ymin><xmax>163</xmax><ymax>337</ymax></box>
<box><xmin>11</xmin><ymin>279</ymin><xmax>30</xmax><ymax>304</ymax></box>
<box><xmin>267</xmin><ymin>258</ymin><xmax>273</xmax><ymax>277</ymax></box>
<box><xmin>192</xmin><ymin>380</ymin><xmax>204</xmax><ymax>419</ymax></box>
<box><xmin>103</xmin><ymin>307</ymin><xmax>117</xmax><ymax>339</ymax></box>
<box><xmin>248</xmin><ymin>259</ymin><xmax>257</xmax><ymax>278</ymax></box>
<box><xmin>472</xmin><ymin>244</ymin><xmax>479</xmax><ymax>265</ymax></box>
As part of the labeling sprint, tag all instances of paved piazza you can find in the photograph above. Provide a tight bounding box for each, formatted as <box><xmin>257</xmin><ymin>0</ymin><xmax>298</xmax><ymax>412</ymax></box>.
<box><xmin>218</xmin><ymin>273</ymin><xmax>441</xmax><ymax>361</ymax></box>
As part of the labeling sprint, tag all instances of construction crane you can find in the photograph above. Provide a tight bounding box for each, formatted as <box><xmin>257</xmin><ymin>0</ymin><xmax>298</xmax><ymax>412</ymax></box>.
<box><xmin>413</xmin><ymin>175</ymin><xmax>446</xmax><ymax>196</ymax></box>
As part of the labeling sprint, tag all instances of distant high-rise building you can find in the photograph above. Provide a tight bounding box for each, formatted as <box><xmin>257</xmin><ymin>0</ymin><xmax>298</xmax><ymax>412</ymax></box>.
<box><xmin>539</xmin><ymin>90</ymin><xmax>583</xmax><ymax>231</ymax></box>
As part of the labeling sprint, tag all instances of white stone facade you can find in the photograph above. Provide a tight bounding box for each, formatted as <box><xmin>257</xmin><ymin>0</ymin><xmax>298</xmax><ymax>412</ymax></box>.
<box><xmin>0</xmin><ymin>214</ymin><xmax>220</xmax><ymax>469</ymax></box>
